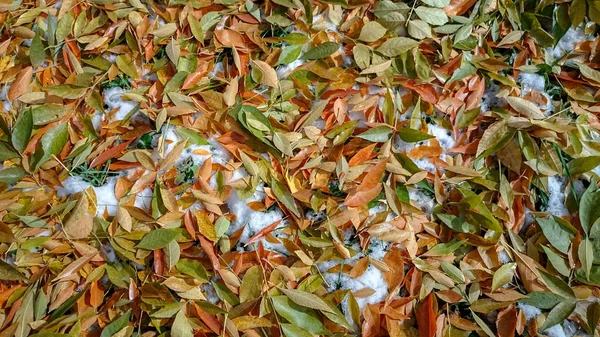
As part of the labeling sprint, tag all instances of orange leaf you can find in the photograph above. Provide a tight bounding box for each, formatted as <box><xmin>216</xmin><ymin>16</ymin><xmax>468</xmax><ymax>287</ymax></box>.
<box><xmin>496</xmin><ymin>305</ymin><xmax>517</xmax><ymax>337</ymax></box>
<box><xmin>444</xmin><ymin>0</ymin><xmax>478</xmax><ymax>16</ymax></box>
<box><xmin>348</xmin><ymin>143</ymin><xmax>377</xmax><ymax>167</ymax></box>
<box><xmin>416</xmin><ymin>293</ymin><xmax>437</xmax><ymax>337</ymax></box>
<box><xmin>8</xmin><ymin>66</ymin><xmax>33</xmax><ymax>101</ymax></box>
<box><xmin>199</xmin><ymin>235</ymin><xmax>220</xmax><ymax>270</ymax></box>
<box><xmin>359</xmin><ymin>160</ymin><xmax>387</xmax><ymax>191</ymax></box>
<box><xmin>344</xmin><ymin>183</ymin><xmax>382</xmax><ymax>207</ymax></box>
<box><xmin>245</xmin><ymin>219</ymin><xmax>282</xmax><ymax>246</ymax></box>
<box><xmin>361</xmin><ymin>304</ymin><xmax>380</xmax><ymax>337</ymax></box>
<box><xmin>89</xmin><ymin>140</ymin><xmax>133</xmax><ymax>169</ymax></box>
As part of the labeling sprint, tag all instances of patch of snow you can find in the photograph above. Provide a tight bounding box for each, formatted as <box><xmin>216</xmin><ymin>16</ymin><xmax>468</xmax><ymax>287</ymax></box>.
<box><xmin>323</xmin><ymin>265</ymin><xmax>388</xmax><ymax>310</ymax></box>
<box><xmin>102</xmin><ymin>53</ymin><xmax>117</xmax><ymax>63</ymax></box>
<box><xmin>134</xmin><ymin>187</ymin><xmax>153</xmax><ymax>210</ymax></box>
<box><xmin>225</xmin><ymin>169</ymin><xmax>286</xmax><ymax>253</ymax></box>
<box><xmin>277</xmin><ymin>59</ymin><xmax>305</xmax><ymax>78</ymax></box>
<box><xmin>306</xmin><ymin>210</ymin><xmax>326</xmax><ymax>222</ymax></box>
<box><xmin>311</xmin><ymin>118</ymin><xmax>326</xmax><ymax>130</ymax></box>
<box><xmin>517</xmin><ymin>302</ymin><xmax>541</xmax><ymax>320</ymax></box>
<box><xmin>480</xmin><ymin>82</ymin><xmax>506</xmax><ymax>112</ymax></box>
<box><xmin>546</xmin><ymin>27</ymin><xmax>587</xmax><ymax>60</ymax></box>
<box><xmin>409</xmin><ymin>189</ymin><xmax>435</xmax><ymax>214</ymax></box>
<box><xmin>547</xmin><ymin>175</ymin><xmax>569</xmax><ymax>217</ymax></box>
<box><xmin>518</xmin><ymin>72</ymin><xmax>545</xmax><ymax>93</ymax></box>
<box><xmin>348</xmin><ymin>111</ymin><xmax>367</xmax><ymax>128</ymax></box>
<box><xmin>161</xmin><ymin>126</ymin><xmax>231</xmax><ymax>168</ymax></box>
<box><xmin>91</xmin><ymin>111</ymin><xmax>103</xmax><ymax>131</ymax></box>
<box><xmin>0</xmin><ymin>85</ymin><xmax>12</xmax><ymax>111</ymax></box>
<box><xmin>201</xmin><ymin>282</ymin><xmax>220</xmax><ymax>304</ymax></box>
<box><xmin>312</xmin><ymin>13</ymin><xmax>338</xmax><ymax>33</ymax></box>
<box><xmin>209</xmin><ymin>61</ymin><xmax>224</xmax><ymax>78</ymax></box>
<box><xmin>545</xmin><ymin>324</ymin><xmax>567</xmax><ymax>337</ymax></box>
<box><xmin>57</xmin><ymin>176</ymin><xmax>119</xmax><ymax>216</ymax></box>
<box><xmin>517</xmin><ymin>72</ymin><xmax>553</xmax><ymax>114</ymax></box>
<box><xmin>100</xmin><ymin>242</ymin><xmax>117</xmax><ymax>263</ymax></box>
<box><xmin>319</xmin><ymin>229</ymin><xmax>391</xmax><ymax>310</ymax></box>
<box><xmin>428</xmin><ymin>124</ymin><xmax>455</xmax><ymax>151</ymax></box>
<box><xmin>103</xmin><ymin>87</ymin><xmax>138</xmax><ymax>122</ymax></box>
<box><xmin>498</xmin><ymin>250</ymin><xmax>511</xmax><ymax>263</ymax></box>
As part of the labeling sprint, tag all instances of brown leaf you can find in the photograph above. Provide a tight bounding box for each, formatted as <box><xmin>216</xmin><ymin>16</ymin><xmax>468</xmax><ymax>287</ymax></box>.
<box><xmin>8</xmin><ymin>66</ymin><xmax>33</xmax><ymax>101</ymax></box>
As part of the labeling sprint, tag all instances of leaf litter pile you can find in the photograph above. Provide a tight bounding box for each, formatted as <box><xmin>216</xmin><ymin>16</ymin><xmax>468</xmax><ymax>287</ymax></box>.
<box><xmin>4</xmin><ymin>0</ymin><xmax>600</xmax><ymax>336</ymax></box>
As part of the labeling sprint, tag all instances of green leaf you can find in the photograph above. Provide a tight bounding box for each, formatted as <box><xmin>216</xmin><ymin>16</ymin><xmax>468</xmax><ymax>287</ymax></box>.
<box><xmin>587</xmin><ymin>302</ymin><xmax>600</xmax><ymax>334</ymax></box>
<box><xmin>408</xmin><ymin>19</ymin><xmax>433</xmax><ymax>39</ymax></box>
<box><xmin>176</xmin><ymin>259</ymin><xmax>209</xmax><ymax>282</ymax></box>
<box><xmin>567</xmin><ymin>156</ymin><xmax>600</xmax><ymax>177</ymax></box>
<box><xmin>358</xmin><ymin>21</ymin><xmax>387</xmax><ymax>42</ymax></box>
<box><xmin>421</xmin><ymin>240</ymin><xmax>466</xmax><ymax>256</ymax></box>
<box><xmin>273</xmin><ymin>132</ymin><xmax>294</xmax><ymax>156</ymax></box>
<box><xmin>541</xmin><ymin>245</ymin><xmax>570</xmax><ymax>277</ymax></box>
<box><xmin>171</xmin><ymin>309</ymin><xmax>194</xmax><ymax>337</ymax></box>
<box><xmin>176</xmin><ymin>128</ymin><xmax>210</xmax><ymax>145</ymax></box>
<box><xmin>116</xmin><ymin>55</ymin><xmax>139</xmax><ymax>79</ymax></box>
<box><xmin>539</xmin><ymin>269</ymin><xmax>575</xmax><ymax>299</ymax></box>
<box><xmin>281</xmin><ymin>324</ymin><xmax>313</xmax><ymax>337</ymax></box>
<box><xmin>137</xmin><ymin>228</ymin><xmax>180</xmax><ymax>250</ymax></box>
<box><xmin>271</xmin><ymin>296</ymin><xmax>329</xmax><ymax>335</ymax></box>
<box><xmin>476</xmin><ymin>120</ymin><xmax>515</xmax><ymax>158</ymax></box>
<box><xmin>397</xmin><ymin>127</ymin><xmax>435</xmax><ymax>143</ymax></box>
<box><xmin>277</xmin><ymin>45</ymin><xmax>302</xmax><ymax>65</ymax></box>
<box><xmin>421</xmin><ymin>0</ymin><xmax>450</xmax><ymax>6</ymax></box>
<box><xmin>30</xmin><ymin>33</ymin><xmax>45</xmax><ymax>68</ymax></box>
<box><xmin>44</xmin><ymin>85</ymin><xmax>87</xmax><ymax>99</ymax></box>
<box><xmin>376</xmin><ymin>37</ymin><xmax>420</xmax><ymax>56</ymax></box>
<box><xmin>301</xmin><ymin>42</ymin><xmax>339</xmax><ymax>60</ymax></box>
<box><xmin>357</xmin><ymin>125</ymin><xmax>394</xmax><ymax>142</ymax></box>
<box><xmin>271</xmin><ymin>177</ymin><xmax>301</xmax><ymax>217</ymax></box>
<box><xmin>212</xmin><ymin>281</ymin><xmax>240</xmax><ymax>306</ymax></box>
<box><xmin>12</xmin><ymin>109</ymin><xmax>33</xmax><ymax>153</ymax></box>
<box><xmin>31</xmin><ymin>104</ymin><xmax>69</xmax><ymax>126</ymax></box>
<box><xmin>49</xmin><ymin>286</ymin><xmax>87</xmax><ymax>320</ymax></box>
<box><xmin>580</xmin><ymin>183</ymin><xmax>600</xmax><ymax>234</ymax></box>
<box><xmin>456</xmin><ymin>107</ymin><xmax>481</xmax><ymax>128</ymax></box>
<box><xmin>151</xmin><ymin>302</ymin><xmax>185</xmax><ymax>318</ymax></box>
<box><xmin>0</xmin><ymin>259</ymin><xmax>28</xmax><ymax>281</ymax></box>
<box><xmin>18</xmin><ymin>215</ymin><xmax>48</xmax><ymax>228</ymax></box>
<box><xmin>519</xmin><ymin>291</ymin><xmax>564</xmax><ymax>309</ymax></box>
<box><xmin>0</xmin><ymin>167</ymin><xmax>27</xmax><ymax>184</ymax></box>
<box><xmin>491</xmin><ymin>262</ymin><xmax>516</xmax><ymax>291</ymax></box>
<box><xmin>41</xmin><ymin>122</ymin><xmax>69</xmax><ymax>157</ymax></box>
<box><xmin>540</xmin><ymin>301</ymin><xmax>576</xmax><ymax>332</ymax></box>
<box><xmin>470</xmin><ymin>310</ymin><xmax>496</xmax><ymax>337</ymax></box>
<box><xmin>282</xmin><ymin>33</ymin><xmax>308</xmax><ymax>45</ymax></box>
<box><xmin>414</xmin><ymin>6</ymin><xmax>448</xmax><ymax>25</ymax></box>
<box><xmin>165</xmin><ymin>240</ymin><xmax>180</xmax><ymax>271</ymax></box>
<box><xmin>0</xmin><ymin>142</ymin><xmax>18</xmax><ymax>161</ymax></box>
<box><xmin>436</xmin><ymin>213</ymin><xmax>478</xmax><ymax>233</ymax></box>
<box><xmin>100</xmin><ymin>309</ymin><xmax>131</xmax><ymax>337</ymax></box>
<box><xmin>279</xmin><ymin>288</ymin><xmax>334</xmax><ymax>313</ymax></box>
<box><xmin>580</xmin><ymin>238</ymin><xmax>594</xmax><ymax>281</ymax></box>
<box><xmin>536</xmin><ymin>216</ymin><xmax>575</xmax><ymax>254</ymax></box>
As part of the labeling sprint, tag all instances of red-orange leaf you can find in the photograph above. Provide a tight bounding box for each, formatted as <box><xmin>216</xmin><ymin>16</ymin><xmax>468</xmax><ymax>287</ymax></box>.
<box><xmin>89</xmin><ymin>139</ymin><xmax>133</xmax><ymax>169</ymax></box>
<box><xmin>416</xmin><ymin>293</ymin><xmax>437</xmax><ymax>337</ymax></box>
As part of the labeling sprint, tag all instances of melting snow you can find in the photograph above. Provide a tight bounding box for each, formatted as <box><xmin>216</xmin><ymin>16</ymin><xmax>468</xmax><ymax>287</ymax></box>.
<box><xmin>103</xmin><ymin>87</ymin><xmax>138</xmax><ymax>122</ymax></box>
<box><xmin>546</xmin><ymin>27</ymin><xmax>587</xmax><ymax>60</ymax></box>
<box><xmin>547</xmin><ymin>175</ymin><xmax>569</xmax><ymax>217</ymax></box>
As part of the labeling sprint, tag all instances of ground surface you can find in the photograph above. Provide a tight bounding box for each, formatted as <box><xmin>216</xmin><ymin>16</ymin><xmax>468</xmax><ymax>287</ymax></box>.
<box><xmin>0</xmin><ymin>0</ymin><xmax>600</xmax><ymax>336</ymax></box>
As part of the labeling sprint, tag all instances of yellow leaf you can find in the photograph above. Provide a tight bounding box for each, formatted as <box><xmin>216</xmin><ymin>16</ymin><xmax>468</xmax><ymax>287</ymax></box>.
<box><xmin>252</xmin><ymin>60</ymin><xmax>279</xmax><ymax>87</ymax></box>
<box><xmin>195</xmin><ymin>210</ymin><xmax>217</xmax><ymax>241</ymax></box>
